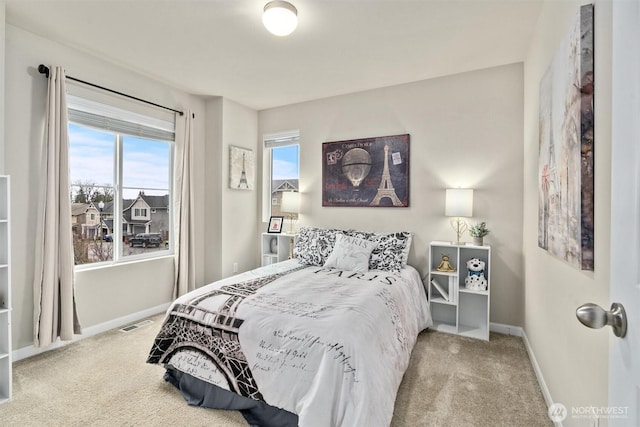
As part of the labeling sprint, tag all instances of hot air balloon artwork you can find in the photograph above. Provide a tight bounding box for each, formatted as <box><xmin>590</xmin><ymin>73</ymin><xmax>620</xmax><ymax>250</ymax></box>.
<box><xmin>341</xmin><ymin>148</ymin><xmax>372</xmax><ymax>189</ymax></box>
<box><xmin>322</xmin><ymin>134</ymin><xmax>410</xmax><ymax>207</ymax></box>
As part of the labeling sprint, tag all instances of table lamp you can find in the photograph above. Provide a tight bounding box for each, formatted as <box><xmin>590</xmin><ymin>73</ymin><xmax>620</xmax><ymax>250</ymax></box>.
<box><xmin>280</xmin><ymin>191</ymin><xmax>301</xmax><ymax>234</ymax></box>
<box><xmin>445</xmin><ymin>188</ymin><xmax>473</xmax><ymax>245</ymax></box>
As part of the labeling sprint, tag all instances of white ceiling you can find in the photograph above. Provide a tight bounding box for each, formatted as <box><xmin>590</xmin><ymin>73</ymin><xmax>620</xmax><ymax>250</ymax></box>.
<box><xmin>6</xmin><ymin>0</ymin><xmax>542</xmax><ymax>110</ymax></box>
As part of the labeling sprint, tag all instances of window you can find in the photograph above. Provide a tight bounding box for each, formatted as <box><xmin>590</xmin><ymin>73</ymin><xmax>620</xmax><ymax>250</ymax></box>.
<box><xmin>263</xmin><ymin>130</ymin><xmax>300</xmax><ymax>221</ymax></box>
<box><xmin>134</xmin><ymin>208</ymin><xmax>148</xmax><ymax>218</ymax></box>
<box><xmin>68</xmin><ymin>96</ymin><xmax>174</xmax><ymax>267</ymax></box>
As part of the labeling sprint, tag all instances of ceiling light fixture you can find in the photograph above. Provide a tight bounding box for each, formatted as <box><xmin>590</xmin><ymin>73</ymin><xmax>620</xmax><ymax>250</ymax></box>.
<box><xmin>262</xmin><ymin>1</ymin><xmax>298</xmax><ymax>36</ymax></box>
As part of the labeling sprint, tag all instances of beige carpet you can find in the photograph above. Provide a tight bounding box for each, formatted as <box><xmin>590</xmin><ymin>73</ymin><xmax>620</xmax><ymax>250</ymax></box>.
<box><xmin>1</xmin><ymin>315</ymin><xmax>551</xmax><ymax>426</ymax></box>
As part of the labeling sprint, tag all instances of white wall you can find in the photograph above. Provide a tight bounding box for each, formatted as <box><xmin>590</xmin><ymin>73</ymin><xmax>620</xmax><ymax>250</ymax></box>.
<box><xmin>202</xmin><ymin>97</ymin><xmax>259</xmax><ymax>282</ymax></box>
<box><xmin>259</xmin><ymin>63</ymin><xmax>525</xmax><ymax>327</ymax></box>
<box><xmin>523</xmin><ymin>1</ymin><xmax>611</xmax><ymax>421</ymax></box>
<box><xmin>220</xmin><ymin>98</ymin><xmax>259</xmax><ymax>277</ymax></box>
<box><xmin>204</xmin><ymin>97</ymin><xmax>223</xmax><ymax>283</ymax></box>
<box><xmin>4</xmin><ymin>25</ymin><xmax>208</xmax><ymax>350</ymax></box>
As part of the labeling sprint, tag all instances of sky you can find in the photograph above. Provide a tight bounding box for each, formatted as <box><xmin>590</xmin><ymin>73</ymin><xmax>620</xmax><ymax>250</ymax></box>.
<box><xmin>70</xmin><ymin>123</ymin><xmax>298</xmax><ymax>199</ymax></box>
<box><xmin>272</xmin><ymin>144</ymin><xmax>299</xmax><ymax>180</ymax></box>
<box><xmin>69</xmin><ymin>123</ymin><xmax>170</xmax><ymax>199</ymax></box>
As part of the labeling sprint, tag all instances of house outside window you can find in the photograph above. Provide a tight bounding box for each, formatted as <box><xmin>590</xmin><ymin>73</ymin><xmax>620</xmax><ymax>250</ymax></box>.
<box><xmin>133</xmin><ymin>207</ymin><xmax>148</xmax><ymax>219</ymax></box>
<box><xmin>271</xmin><ymin>178</ymin><xmax>298</xmax><ymax>218</ymax></box>
<box><xmin>263</xmin><ymin>130</ymin><xmax>300</xmax><ymax>221</ymax></box>
<box><xmin>68</xmin><ymin>95</ymin><xmax>174</xmax><ymax>267</ymax></box>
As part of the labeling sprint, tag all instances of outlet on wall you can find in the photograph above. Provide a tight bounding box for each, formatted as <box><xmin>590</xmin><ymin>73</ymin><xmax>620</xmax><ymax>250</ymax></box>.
<box><xmin>233</xmin><ymin>262</ymin><xmax>238</xmax><ymax>273</ymax></box>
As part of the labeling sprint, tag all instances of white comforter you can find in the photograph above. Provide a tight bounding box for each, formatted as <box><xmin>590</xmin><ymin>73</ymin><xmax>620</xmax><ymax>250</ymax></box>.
<box><xmin>161</xmin><ymin>259</ymin><xmax>432</xmax><ymax>427</ymax></box>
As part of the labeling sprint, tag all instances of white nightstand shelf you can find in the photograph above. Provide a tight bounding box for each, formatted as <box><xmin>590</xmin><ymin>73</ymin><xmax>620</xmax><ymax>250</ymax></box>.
<box><xmin>261</xmin><ymin>233</ymin><xmax>296</xmax><ymax>266</ymax></box>
<box><xmin>428</xmin><ymin>241</ymin><xmax>491</xmax><ymax>341</ymax></box>
<box><xmin>459</xmin><ymin>288</ymin><xmax>489</xmax><ymax>296</ymax></box>
<box><xmin>0</xmin><ymin>176</ymin><xmax>11</xmax><ymax>403</ymax></box>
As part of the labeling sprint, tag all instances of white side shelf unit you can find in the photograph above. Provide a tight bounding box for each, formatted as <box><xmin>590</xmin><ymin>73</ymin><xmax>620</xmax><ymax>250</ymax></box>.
<box><xmin>261</xmin><ymin>233</ymin><xmax>294</xmax><ymax>266</ymax></box>
<box><xmin>0</xmin><ymin>176</ymin><xmax>11</xmax><ymax>403</ymax></box>
<box><xmin>428</xmin><ymin>241</ymin><xmax>490</xmax><ymax>341</ymax></box>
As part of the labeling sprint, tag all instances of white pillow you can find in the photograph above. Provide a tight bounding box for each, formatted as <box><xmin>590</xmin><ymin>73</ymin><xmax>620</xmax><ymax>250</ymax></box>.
<box><xmin>323</xmin><ymin>233</ymin><xmax>377</xmax><ymax>273</ymax></box>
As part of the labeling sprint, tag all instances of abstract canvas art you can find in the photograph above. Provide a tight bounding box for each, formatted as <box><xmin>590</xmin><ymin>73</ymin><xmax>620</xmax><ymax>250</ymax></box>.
<box><xmin>322</xmin><ymin>134</ymin><xmax>410</xmax><ymax>207</ymax></box>
<box><xmin>538</xmin><ymin>4</ymin><xmax>594</xmax><ymax>270</ymax></box>
<box><xmin>229</xmin><ymin>146</ymin><xmax>255</xmax><ymax>190</ymax></box>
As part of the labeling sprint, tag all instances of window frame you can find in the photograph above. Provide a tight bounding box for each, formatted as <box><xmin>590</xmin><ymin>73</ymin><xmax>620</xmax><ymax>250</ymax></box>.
<box><xmin>68</xmin><ymin>98</ymin><xmax>175</xmax><ymax>270</ymax></box>
<box><xmin>262</xmin><ymin>130</ymin><xmax>300</xmax><ymax>222</ymax></box>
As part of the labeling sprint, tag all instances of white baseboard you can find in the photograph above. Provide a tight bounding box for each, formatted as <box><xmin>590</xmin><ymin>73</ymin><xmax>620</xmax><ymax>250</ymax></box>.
<box><xmin>490</xmin><ymin>322</ymin><xmax>523</xmax><ymax>336</ymax></box>
<box><xmin>12</xmin><ymin>303</ymin><xmax>170</xmax><ymax>362</ymax></box>
<box><xmin>521</xmin><ymin>329</ymin><xmax>561</xmax><ymax>426</ymax></box>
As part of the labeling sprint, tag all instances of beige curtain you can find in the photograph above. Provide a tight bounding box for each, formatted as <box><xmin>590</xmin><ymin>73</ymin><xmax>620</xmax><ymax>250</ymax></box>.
<box><xmin>173</xmin><ymin>110</ymin><xmax>196</xmax><ymax>298</ymax></box>
<box><xmin>33</xmin><ymin>66</ymin><xmax>82</xmax><ymax>347</ymax></box>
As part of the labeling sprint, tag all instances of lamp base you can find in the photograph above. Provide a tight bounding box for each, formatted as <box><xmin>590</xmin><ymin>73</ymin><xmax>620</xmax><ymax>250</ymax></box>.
<box><xmin>286</xmin><ymin>214</ymin><xmax>298</xmax><ymax>235</ymax></box>
<box><xmin>449</xmin><ymin>217</ymin><xmax>469</xmax><ymax>247</ymax></box>
<box><xmin>288</xmin><ymin>236</ymin><xmax>295</xmax><ymax>259</ymax></box>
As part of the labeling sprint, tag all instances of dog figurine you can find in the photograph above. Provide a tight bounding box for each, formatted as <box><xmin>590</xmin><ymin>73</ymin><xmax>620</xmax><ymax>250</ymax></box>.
<box><xmin>464</xmin><ymin>258</ymin><xmax>488</xmax><ymax>291</ymax></box>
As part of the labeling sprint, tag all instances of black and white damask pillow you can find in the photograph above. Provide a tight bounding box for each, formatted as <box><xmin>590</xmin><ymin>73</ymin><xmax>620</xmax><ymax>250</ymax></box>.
<box><xmin>295</xmin><ymin>227</ymin><xmax>412</xmax><ymax>272</ymax></box>
<box><xmin>294</xmin><ymin>226</ymin><xmax>344</xmax><ymax>266</ymax></box>
<box><xmin>344</xmin><ymin>230</ymin><xmax>413</xmax><ymax>273</ymax></box>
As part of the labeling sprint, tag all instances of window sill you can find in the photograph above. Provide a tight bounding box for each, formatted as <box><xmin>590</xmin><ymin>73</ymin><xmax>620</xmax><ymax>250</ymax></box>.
<box><xmin>73</xmin><ymin>253</ymin><xmax>174</xmax><ymax>273</ymax></box>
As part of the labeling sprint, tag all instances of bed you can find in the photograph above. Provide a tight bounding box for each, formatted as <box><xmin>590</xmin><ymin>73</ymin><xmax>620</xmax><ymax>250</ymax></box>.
<box><xmin>147</xmin><ymin>227</ymin><xmax>432</xmax><ymax>427</ymax></box>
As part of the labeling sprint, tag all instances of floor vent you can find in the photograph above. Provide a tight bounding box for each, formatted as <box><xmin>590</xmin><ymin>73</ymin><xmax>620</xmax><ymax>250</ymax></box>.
<box><xmin>119</xmin><ymin>319</ymin><xmax>154</xmax><ymax>333</ymax></box>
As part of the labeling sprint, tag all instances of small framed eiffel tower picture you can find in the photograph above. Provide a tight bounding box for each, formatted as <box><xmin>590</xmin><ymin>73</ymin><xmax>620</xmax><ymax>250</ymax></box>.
<box><xmin>322</xmin><ymin>134</ymin><xmax>410</xmax><ymax>207</ymax></box>
<box><xmin>229</xmin><ymin>146</ymin><xmax>255</xmax><ymax>190</ymax></box>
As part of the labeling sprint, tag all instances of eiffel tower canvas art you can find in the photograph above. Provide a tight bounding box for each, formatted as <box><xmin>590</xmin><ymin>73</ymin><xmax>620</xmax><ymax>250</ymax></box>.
<box><xmin>229</xmin><ymin>146</ymin><xmax>255</xmax><ymax>190</ymax></box>
<box><xmin>322</xmin><ymin>134</ymin><xmax>409</xmax><ymax>207</ymax></box>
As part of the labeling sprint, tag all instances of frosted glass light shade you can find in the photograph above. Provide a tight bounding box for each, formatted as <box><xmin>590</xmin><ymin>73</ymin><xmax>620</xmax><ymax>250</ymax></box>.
<box><xmin>263</xmin><ymin>1</ymin><xmax>298</xmax><ymax>36</ymax></box>
<box><xmin>281</xmin><ymin>191</ymin><xmax>301</xmax><ymax>214</ymax></box>
<box><xmin>445</xmin><ymin>188</ymin><xmax>473</xmax><ymax>217</ymax></box>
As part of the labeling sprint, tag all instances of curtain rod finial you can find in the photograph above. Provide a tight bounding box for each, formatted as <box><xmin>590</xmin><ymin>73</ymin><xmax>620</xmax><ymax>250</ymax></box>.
<box><xmin>38</xmin><ymin>64</ymin><xmax>50</xmax><ymax>78</ymax></box>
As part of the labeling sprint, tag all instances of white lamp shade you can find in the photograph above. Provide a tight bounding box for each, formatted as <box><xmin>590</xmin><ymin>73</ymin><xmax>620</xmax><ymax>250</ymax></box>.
<box><xmin>281</xmin><ymin>191</ymin><xmax>301</xmax><ymax>214</ymax></box>
<box><xmin>263</xmin><ymin>1</ymin><xmax>298</xmax><ymax>36</ymax></box>
<box><xmin>445</xmin><ymin>188</ymin><xmax>473</xmax><ymax>217</ymax></box>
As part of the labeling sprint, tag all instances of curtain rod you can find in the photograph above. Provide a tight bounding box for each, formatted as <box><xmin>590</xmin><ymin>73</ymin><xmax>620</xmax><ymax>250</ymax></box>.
<box><xmin>38</xmin><ymin>64</ymin><xmax>186</xmax><ymax>117</ymax></box>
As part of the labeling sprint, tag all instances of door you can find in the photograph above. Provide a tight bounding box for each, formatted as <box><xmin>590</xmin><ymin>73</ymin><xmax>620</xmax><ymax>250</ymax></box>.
<box><xmin>609</xmin><ymin>1</ymin><xmax>640</xmax><ymax>424</ymax></box>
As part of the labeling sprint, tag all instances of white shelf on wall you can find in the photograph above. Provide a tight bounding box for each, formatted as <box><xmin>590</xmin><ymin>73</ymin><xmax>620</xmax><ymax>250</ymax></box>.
<box><xmin>428</xmin><ymin>240</ymin><xmax>491</xmax><ymax>341</ymax></box>
<box><xmin>0</xmin><ymin>176</ymin><xmax>11</xmax><ymax>403</ymax></box>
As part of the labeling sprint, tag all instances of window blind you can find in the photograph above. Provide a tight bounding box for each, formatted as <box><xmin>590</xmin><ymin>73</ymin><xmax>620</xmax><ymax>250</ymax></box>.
<box><xmin>67</xmin><ymin>95</ymin><xmax>175</xmax><ymax>141</ymax></box>
<box><xmin>264</xmin><ymin>129</ymin><xmax>300</xmax><ymax>148</ymax></box>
